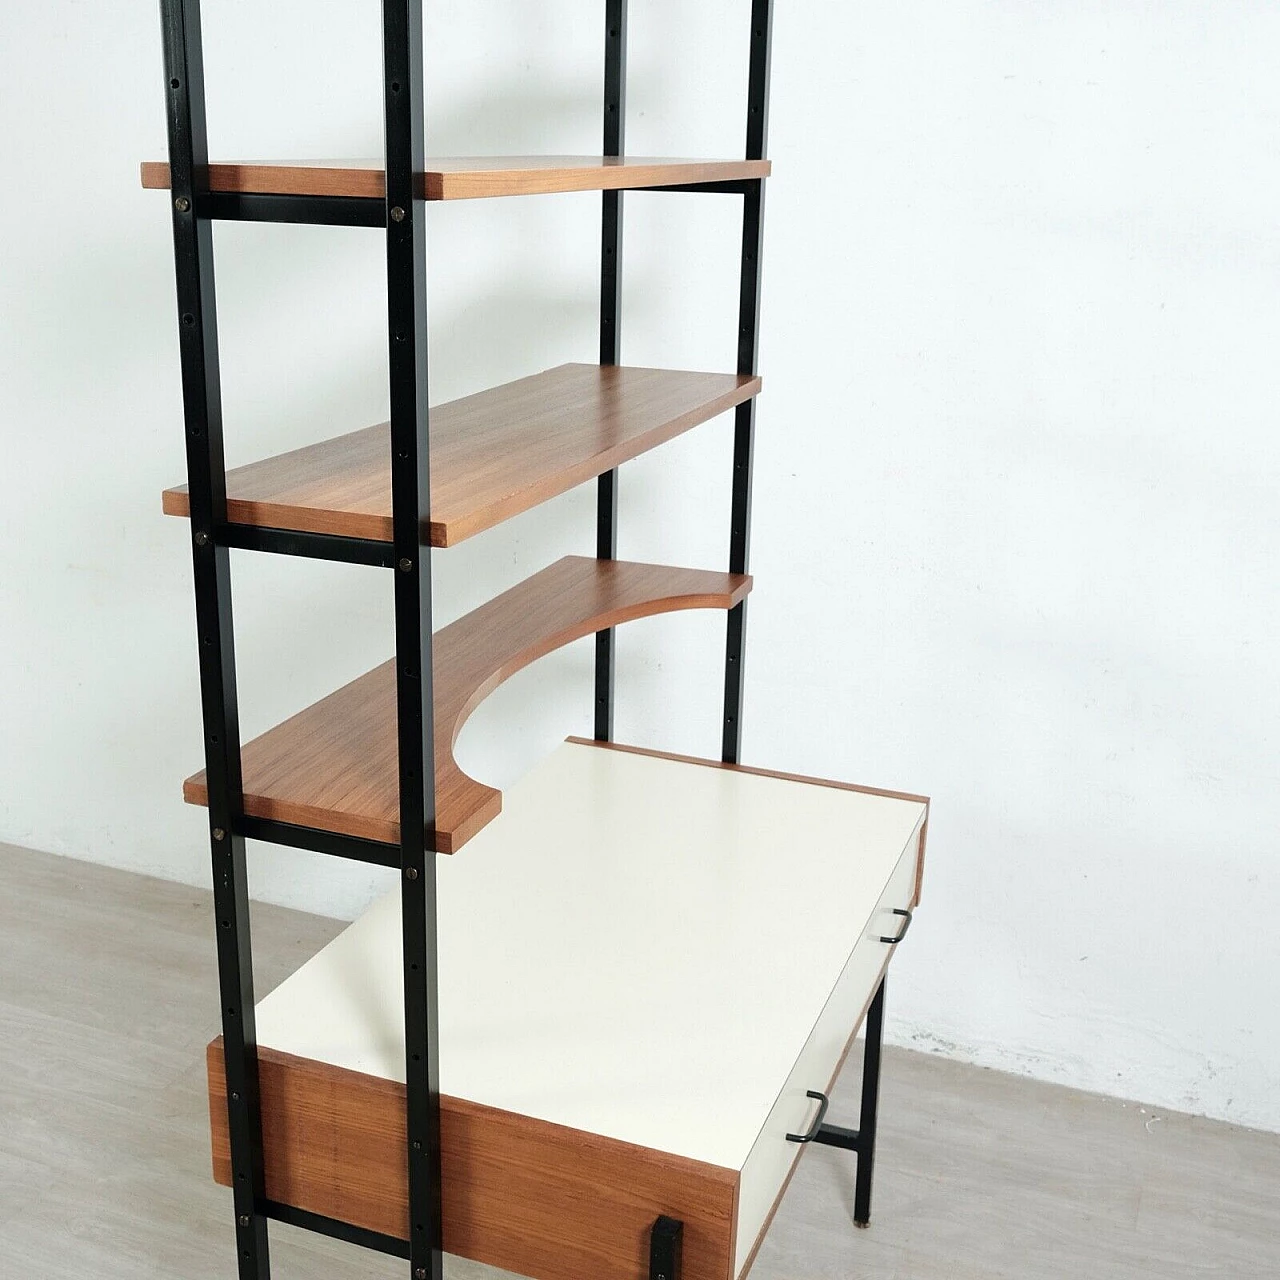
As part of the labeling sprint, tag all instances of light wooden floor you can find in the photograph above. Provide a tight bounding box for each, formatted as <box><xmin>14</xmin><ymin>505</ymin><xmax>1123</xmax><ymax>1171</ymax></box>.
<box><xmin>1</xmin><ymin>843</ymin><xmax>1277</xmax><ymax>1279</ymax></box>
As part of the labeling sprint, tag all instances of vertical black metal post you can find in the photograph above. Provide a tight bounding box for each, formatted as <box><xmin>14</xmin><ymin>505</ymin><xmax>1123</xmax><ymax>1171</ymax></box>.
<box><xmin>383</xmin><ymin>3</ymin><xmax>442</xmax><ymax>1278</ymax></box>
<box><xmin>722</xmin><ymin>0</ymin><xmax>773</xmax><ymax>764</ymax></box>
<box><xmin>649</xmin><ymin>1215</ymin><xmax>684</xmax><ymax>1280</ymax></box>
<box><xmin>159</xmin><ymin>2</ymin><xmax>269</xmax><ymax>1276</ymax></box>
<box><xmin>854</xmin><ymin>978</ymin><xmax>886</xmax><ymax>1227</ymax></box>
<box><xmin>594</xmin><ymin>0</ymin><xmax>628</xmax><ymax>741</ymax></box>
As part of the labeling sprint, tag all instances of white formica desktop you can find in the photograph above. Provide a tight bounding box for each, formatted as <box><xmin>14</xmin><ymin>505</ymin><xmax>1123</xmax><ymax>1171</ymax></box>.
<box><xmin>208</xmin><ymin>739</ymin><xmax>928</xmax><ymax>1280</ymax></box>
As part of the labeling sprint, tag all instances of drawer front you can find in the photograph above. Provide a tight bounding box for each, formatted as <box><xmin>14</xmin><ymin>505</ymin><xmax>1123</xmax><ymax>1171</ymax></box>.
<box><xmin>208</xmin><ymin>1043</ymin><xmax>741</xmax><ymax>1280</ymax></box>
<box><xmin>734</xmin><ymin>818</ymin><xmax>924</xmax><ymax>1277</ymax></box>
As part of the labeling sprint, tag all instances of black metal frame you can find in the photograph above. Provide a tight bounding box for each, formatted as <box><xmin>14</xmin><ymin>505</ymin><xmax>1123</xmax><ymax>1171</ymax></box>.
<box><xmin>380</xmin><ymin>5</ymin><xmax>443</xmax><ymax>1279</ymax></box>
<box><xmin>787</xmin><ymin>977</ymin><xmax>888</xmax><ymax>1228</ymax></box>
<box><xmin>264</xmin><ymin>1201</ymin><xmax>410</xmax><ymax>1259</ymax></box>
<box><xmin>202</xmin><ymin>191</ymin><xmax>386</xmax><ymax>227</ymax></box>
<box><xmin>721</xmin><ymin>0</ymin><xmax>773</xmax><ymax>767</ymax></box>
<box><xmin>649</xmin><ymin>1215</ymin><xmax>684</xmax><ymax>1280</ymax></box>
<box><xmin>594</xmin><ymin>0</ymin><xmax>627</xmax><ymax>742</ymax></box>
<box><xmin>159</xmin><ymin>2</ymin><xmax>270</xmax><ymax>1274</ymax></box>
<box><xmin>238</xmin><ymin>816</ymin><xmax>401</xmax><ymax>867</ymax></box>
<box><xmin>217</xmin><ymin>522</ymin><xmax>396</xmax><ymax>567</ymax></box>
<box><xmin>159</xmin><ymin>0</ymin><xmax>780</xmax><ymax>1276</ymax></box>
<box><xmin>159</xmin><ymin>1</ymin><xmax>443</xmax><ymax>1275</ymax></box>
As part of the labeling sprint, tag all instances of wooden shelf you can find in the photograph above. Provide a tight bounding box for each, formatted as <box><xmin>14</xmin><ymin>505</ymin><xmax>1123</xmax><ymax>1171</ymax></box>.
<box><xmin>140</xmin><ymin>155</ymin><xmax>770</xmax><ymax>201</ymax></box>
<box><xmin>163</xmin><ymin>363</ymin><xmax>760</xmax><ymax>548</ymax></box>
<box><xmin>184</xmin><ymin>556</ymin><xmax>751</xmax><ymax>852</ymax></box>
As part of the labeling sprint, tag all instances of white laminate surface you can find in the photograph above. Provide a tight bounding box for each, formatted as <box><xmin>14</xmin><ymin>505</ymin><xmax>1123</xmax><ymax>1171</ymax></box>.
<box><xmin>253</xmin><ymin>741</ymin><xmax>925</xmax><ymax>1172</ymax></box>
<box><xmin>734</xmin><ymin>835</ymin><xmax>919</xmax><ymax>1276</ymax></box>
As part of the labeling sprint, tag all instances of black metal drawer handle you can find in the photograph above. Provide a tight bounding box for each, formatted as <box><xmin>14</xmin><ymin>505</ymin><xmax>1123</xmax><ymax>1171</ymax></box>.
<box><xmin>878</xmin><ymin>907</ymin><xmax>912</xmax><ymax>945</ymax></box>
<box><xmin>785</xmin><ymin>1090</ymin><xmax>830</xmax><ymax>1144</ymax></box>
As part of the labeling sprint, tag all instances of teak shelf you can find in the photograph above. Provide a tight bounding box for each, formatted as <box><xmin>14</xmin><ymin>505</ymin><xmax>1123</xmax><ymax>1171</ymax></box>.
<box><xmin>150</xmin><ymin>1</ymin><xmax>930</xmax><ymax>1279</ymax></box>
<box><xmin>141</xmin><ymin>155</ymin><xmax>772</xmax><ymax>201</ymax></box>
<box><xmin>163</xmin><ymin>363</ymin><xmax>760</xmax><ymax>547</ymax></box>
<box><xmin>184</xmin><ymin>556</ymin><xmax>752</xmax><ymax>853</ymax></box>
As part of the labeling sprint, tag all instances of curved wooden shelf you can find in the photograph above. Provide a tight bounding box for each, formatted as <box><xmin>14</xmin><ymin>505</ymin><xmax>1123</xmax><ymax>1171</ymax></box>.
<box><xmin>163</xmin><ymin>364</ymin><xmax>760</xmax><ymax>548</ymax></box>
<box><xmin>184</xmin><ymin>556</ymin><xmax>751</xmax><ymax>852</ymax></box>
<box><xmin>141</xmin><ymin>155</ymin><xmax>770</xmax><ymax>201</ymax></box>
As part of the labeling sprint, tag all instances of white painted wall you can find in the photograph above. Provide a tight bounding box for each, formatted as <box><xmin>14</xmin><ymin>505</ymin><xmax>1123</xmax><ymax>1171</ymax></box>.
<box><xmin>1</xmin><ymin>0</ymin><xmax>1277</xmax><ymax>1131</ymax></box>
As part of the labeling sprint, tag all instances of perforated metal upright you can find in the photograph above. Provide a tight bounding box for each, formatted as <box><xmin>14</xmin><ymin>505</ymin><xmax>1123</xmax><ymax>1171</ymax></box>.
<box><xmin>158</xmin><ymin>2</ymin><xmax>439</xmax><ymax>1275</ymax></box>
<box><xmin>159</xmin><ymin>4</ymin><xmax>273</xmax><ymax>1274</ymax></box>
<box><xmin>723</xmin><ymin>0</ymin><xmax>772</xmax><ymax>766</ymax></box>
<box><xmin>155</xmin><ymin>1</ymin><xmax>776</xmax><ymax>1276</ymax></box>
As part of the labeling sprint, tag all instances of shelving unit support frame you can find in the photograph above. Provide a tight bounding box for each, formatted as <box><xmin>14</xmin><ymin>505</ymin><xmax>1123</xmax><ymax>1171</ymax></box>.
<box><xmin>723</xmin><ymin>0</ymin><xmax>772</xmax><ymax>766</ymax></box>
<box><xmin>594</xmin><ymin>0</ymin><xmax>628</xmax><ymax>742</ymax></box>
<box><xmin>158</xmin><ymin>2</ymin><xmax>271</xmax><ymax>1275</ymax></box>
<box><xmin>155</xmin><ymin>0</ymin><xmax>792</xmax><ymax>1276</ymax></box>
<box><xmin>381</xmin><ymin>4</ymin><xmax>444</xmax><ymax>1279</ymax></box>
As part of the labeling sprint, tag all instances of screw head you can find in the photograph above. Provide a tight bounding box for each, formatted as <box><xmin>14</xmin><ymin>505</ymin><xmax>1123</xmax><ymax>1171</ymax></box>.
<box><xmin>399</xmin><ymin>557</ymin><xmax>413</xmax><ymax>573</ymax></box>
<box><xmin>405</xmin><ymin>867</ymin><xmax>418</xmax><ymax>881</ymax></box>
<box><xmin>194</xmin><ymin>531</ymin><xmax>210</xmax><ymax>547</ymax></box>
<box><xmin>238</xmin><ymin>1214</ymin><xmax>250</xmax><ymax>1227</ymax></box>
<box><xmin>390</xmin><ymin>205</ymin><xmax>406</xmax><ymax>223</ymax></box>
<box><xmin>212</xmin><ymin>827</ymin><xmax>226</xmax><ymax>841</ymax></box>
<box><xmin>415</xmin><ymin>1269</ymin><xmax>427</xmax><ymax>1279</ymax></box>
<box><xmin>174</xmin><ymin>196</ymin><xmax>191</xmax><ymax>212</ymax></box>
<box><xmin>230</xmin><ymin>1092</ymin><xmax>240</xmax><ymax>1102</ymax></box>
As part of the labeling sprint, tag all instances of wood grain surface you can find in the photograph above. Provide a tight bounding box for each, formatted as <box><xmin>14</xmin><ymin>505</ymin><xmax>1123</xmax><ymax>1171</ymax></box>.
<box><xmin>140</xmin><ymin>155</ymin><xmax>770</xmax><ymax>201</ymax></box>
<box><xmin>208</xmin><ymin>1041</ymin><xmax>740</xmax><ymax>1280</ymax></box>
<box><xmin>185</xmin><ymin>558</ymin><xmax>751</xmax><ymax>853</ymax></box>
<box><xmin>162</xmin><ymin>364</ymin><xmax>760</xmax><ymax>547</ymax></box>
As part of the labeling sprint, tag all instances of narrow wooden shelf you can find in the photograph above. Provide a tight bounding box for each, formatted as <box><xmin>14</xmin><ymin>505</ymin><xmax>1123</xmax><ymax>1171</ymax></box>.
<box><xmin>163</xmin><ymin>363</ymin><xmax>760</xmax><ymax>548</ymax></box>
<box><xmin>140</xmin><ymin>155</ymin><xmax>770</xmax><ymax>201</ymax></box>
<box><xmin>184</xmin><ymin>556</ymin><xmax>751</xmax><ymax>852</ymax></box>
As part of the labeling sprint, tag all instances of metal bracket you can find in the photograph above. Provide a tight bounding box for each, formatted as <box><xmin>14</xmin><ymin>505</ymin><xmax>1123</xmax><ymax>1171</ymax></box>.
<box><xmin>812</xmin><ymin>1121</ymin><xmax>860</xmax><ymax>1151</ymax></box>
<box><xmin>649</xmin><ymin>1216</ymin><xmax>683</xmax><ymax>1280</ymax></box>
<box><xmin>594</xmin><ymin>0</ymin><xmax>627</xmax><ymax>744</ymax></box>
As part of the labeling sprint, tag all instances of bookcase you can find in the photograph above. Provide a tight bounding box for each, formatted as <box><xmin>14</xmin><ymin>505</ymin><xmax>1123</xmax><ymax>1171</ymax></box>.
<box><xmin>147</xmin><ymin>3</ymin><xmax>930</xmax><ymax>1278</ymax></box>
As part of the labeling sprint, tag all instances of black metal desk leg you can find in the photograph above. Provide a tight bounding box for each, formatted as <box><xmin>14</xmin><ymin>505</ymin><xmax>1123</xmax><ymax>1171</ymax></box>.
<box><xmin>854</xmin><ymin>977</ymin><xmax>886</xmax><ymax>1227</ymax></box>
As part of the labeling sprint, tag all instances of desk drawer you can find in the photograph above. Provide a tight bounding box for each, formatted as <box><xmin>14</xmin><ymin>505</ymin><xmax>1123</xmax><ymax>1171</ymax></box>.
<box><xmin>735</xmin><ymin>824</ymin><xmax>921</xmax><ymax>1276</ymax></box>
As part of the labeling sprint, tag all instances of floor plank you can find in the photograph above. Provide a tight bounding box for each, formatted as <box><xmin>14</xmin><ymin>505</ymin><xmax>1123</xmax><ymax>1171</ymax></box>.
<box><xmin>1</xmin><ymin>842</ymin><xmax>1277</xmax><ymax>1279</ymax></box>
